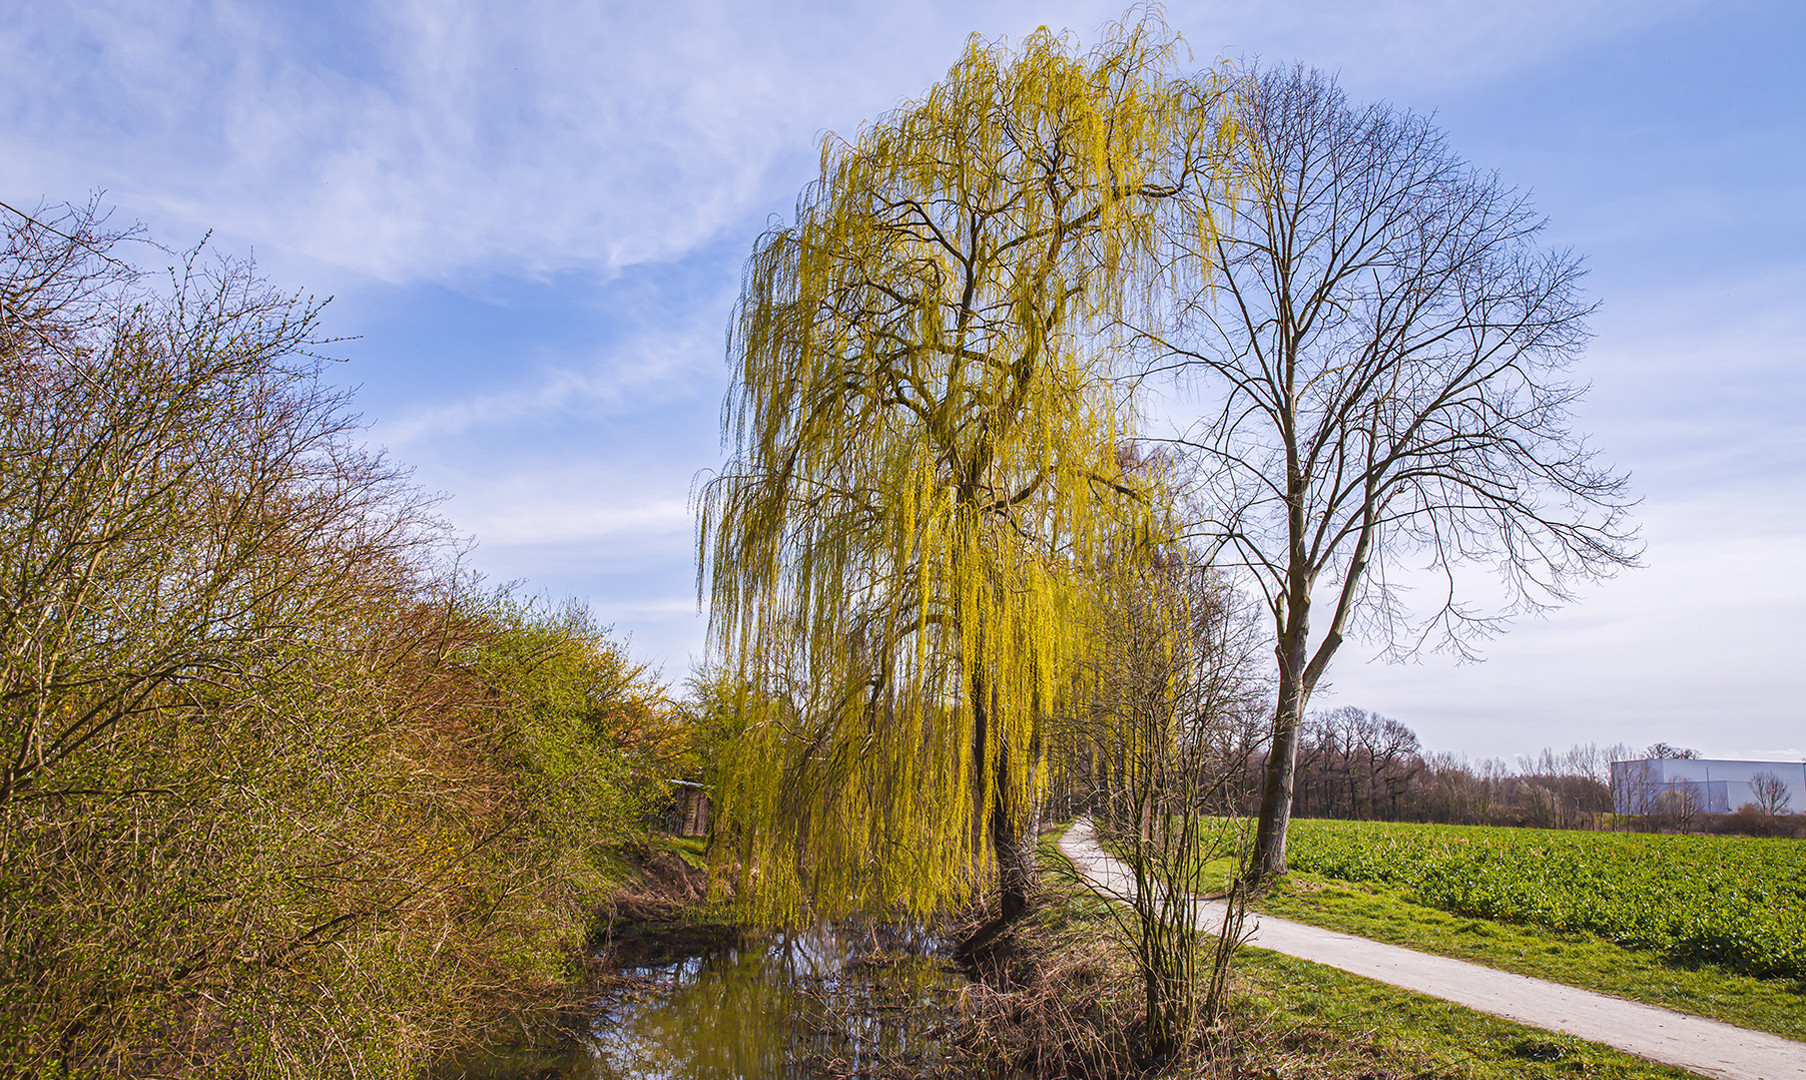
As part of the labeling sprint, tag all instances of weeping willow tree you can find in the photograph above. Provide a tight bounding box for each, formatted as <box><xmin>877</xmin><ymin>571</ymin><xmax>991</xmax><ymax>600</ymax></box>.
<box><xmin>696</xmin><ymin>18</ymin><xmax>1233</xmax><ymax>927</ymax></box>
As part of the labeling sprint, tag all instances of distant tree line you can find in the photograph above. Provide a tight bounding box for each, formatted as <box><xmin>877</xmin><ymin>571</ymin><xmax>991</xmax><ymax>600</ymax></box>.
<box><xmin>1193</xmin><ymin>707</ymin><xmax>1797</xmax><ymax>835</ymax></box>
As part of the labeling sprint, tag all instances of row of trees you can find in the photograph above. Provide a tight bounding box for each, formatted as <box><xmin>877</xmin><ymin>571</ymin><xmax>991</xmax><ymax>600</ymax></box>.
<box><xmin>1235</xmin><ymin>714</ymin><xmax>1626</xmax><ymax>828</ymax></box>
<box><xmin>0</xmin><ymin>201</ymin><xmax>693</xmax><ymax>1076</ymax></box>
<box><xmin>1210</xmin><ymin>709</ymin><xmax>1797</xmax><ymax>834</ymax></box>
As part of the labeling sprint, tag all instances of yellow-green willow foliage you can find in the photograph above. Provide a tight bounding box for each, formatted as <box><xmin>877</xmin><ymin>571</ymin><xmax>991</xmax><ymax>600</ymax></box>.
<box><xmin>697</xmin><ymin>18</ymin><xmax>1234</xmax><ymax>925</ymax></box>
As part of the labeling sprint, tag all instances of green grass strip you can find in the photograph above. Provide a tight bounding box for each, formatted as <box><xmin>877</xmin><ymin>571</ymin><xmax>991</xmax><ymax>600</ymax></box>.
<box><xmin>1256</xmin><ymin>873</ymin><xmax>1806</xmax><ymax>1042</ymax></box>
<box><xmin>1234</xmin><ymin>949</ymin><xmax>1705</xmax><ymax>1080</ymax></box>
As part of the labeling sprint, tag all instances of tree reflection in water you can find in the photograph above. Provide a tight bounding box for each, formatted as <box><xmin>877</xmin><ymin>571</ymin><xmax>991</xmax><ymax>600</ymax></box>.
<box><xmin>459</xmin><ymin>923</ymin><xmax>962</xmax><ymax>1080</ymax></box>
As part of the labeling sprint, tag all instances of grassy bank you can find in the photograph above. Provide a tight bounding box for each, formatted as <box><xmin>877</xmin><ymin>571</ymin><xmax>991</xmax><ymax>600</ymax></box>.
<box><xmin>1029</xmin><ymin>827</ymin><xmax>1707</xmax><ymax>1079</ymax></box>
<box><xmin>1258</xmin><ymin>872</ymin><xmax>1806</xmax><ymax>1042</ymax></box>
<box><xmin>1230</xmin><ymin>949</ymin><xmax>1700</xmax><ymax>1080</ymax></box>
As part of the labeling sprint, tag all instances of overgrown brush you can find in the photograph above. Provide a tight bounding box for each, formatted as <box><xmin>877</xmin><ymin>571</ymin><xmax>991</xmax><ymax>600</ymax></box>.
<box><xmin>954</xmin><ymin>878</ymin><xmax>1223</xmax><ymax>1080</ymax></box>
<box><xmin>0</xmin><ymin>200</ymin><xmax>687</xmax><ymax>1077</ymax></box>
<box><xmin>958</xmin><ymin>917</ymin><xmax>1142</xmax><ymax>1076</ymax></box>
<box><xmin>952</xmin><ymin>876</ymin><xmax>1492</xmax><ymax>1080</ymax></box>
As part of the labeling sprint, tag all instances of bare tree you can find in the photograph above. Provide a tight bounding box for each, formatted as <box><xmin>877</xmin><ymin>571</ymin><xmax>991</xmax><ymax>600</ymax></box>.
<box><xmin>1613</xmin><ymin>757</ymin><xmax>1663</xmax><ymax>821</ymax></box>
<box><xmin>1367</xmin><ymin>715</ymin><xmax>1421</xmax><ymax>820</ymax></box>
<box><xmin>1660</xmin><ymin>780</ymin><xmax>1703</xmax><ymax>834</ymax></box>
<box><xmin>1142</xmin><ymin>66</ymin><xmax>1638</xmax><ymax>880</ymax></box>
<box><xmin>0</xmin><ymin>200</ymin><xmax>438</xmax><ymax>807</ymax></box>
<box><xmin>1078</xmin><ymin>548</ymin><xmax>1268</xmax><ymax>1060</ymax></box>
<box><xmin>1750</xmin><ymin>771</ymin><xmax>1793</xmax><ymax>817</ymax></box>
<box><xmin>1517</xmin><ymin>743</ymin><xmax>1617</xmax><ymax>826</ymax></box>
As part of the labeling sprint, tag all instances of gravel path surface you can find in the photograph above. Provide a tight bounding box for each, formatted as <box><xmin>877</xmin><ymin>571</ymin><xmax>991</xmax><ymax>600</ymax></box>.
<box><xmin>1057</xmin><ymin>818</ymin><xmax>1806</xmax><ymax>1080</ymax></box>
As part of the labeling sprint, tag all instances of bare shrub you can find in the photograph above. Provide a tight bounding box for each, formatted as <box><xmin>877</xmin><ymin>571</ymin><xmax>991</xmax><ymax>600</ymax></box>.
<box><xmin>1750</xmin><ymin>771</ymin><xmax>1793</xmax><ymax>817</ymax></box>
<box><xmin>1054</xmin><ymin>526</ymin><xmax>1268</xmax><ymax>1064</ymax></box>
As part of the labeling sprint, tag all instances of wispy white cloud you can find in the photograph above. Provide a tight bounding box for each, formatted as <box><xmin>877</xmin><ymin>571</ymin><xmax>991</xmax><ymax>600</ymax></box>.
<box><xmin>464</xmin><ymin>496</ymin><xmax>691</xmax><ymax>548</ymax></box>
<box><xmin>375</xmin><ymin>324</ymin><xmax>718</xmax><ymax>445</ymax></box>
<box><xmin>3</xmin><ymin>0</ymin><xmax>1708</xmax><ymax>285</ymax></box>
<box><xmin>414</xmin><ymin>447</ymin><xmax>701</xmax><ymax>549</ymax></box>
<box><xmin>7</xmin><ymin>1</ymin><xmax>844</xmax><ymax>280</ymax></box>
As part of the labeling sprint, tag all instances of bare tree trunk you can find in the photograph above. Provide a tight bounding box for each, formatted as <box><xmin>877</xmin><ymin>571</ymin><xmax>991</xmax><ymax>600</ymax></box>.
<box><xmin>1249</xmin><ymin>628</ymin><xmax>1310</xmax><ymax>883</ymax></box>
<box><xmin>1248</xmin><ymin>716</ymin><xmax>1296</xmax><ymax>881</ymax></box>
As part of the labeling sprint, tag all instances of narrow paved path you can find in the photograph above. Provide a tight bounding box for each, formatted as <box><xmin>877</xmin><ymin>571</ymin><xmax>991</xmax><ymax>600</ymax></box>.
<box><xmin>1057</xmin><ymin>818</ymin><xmax>1806</xmax><ymax>1080</ymax></box>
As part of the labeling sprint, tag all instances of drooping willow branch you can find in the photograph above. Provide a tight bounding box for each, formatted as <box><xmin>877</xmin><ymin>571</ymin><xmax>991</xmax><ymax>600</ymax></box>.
<box><xmin>696</xmin><ymin>18</ymin><xmax>1236</xmax><ymax>924</ymax></box>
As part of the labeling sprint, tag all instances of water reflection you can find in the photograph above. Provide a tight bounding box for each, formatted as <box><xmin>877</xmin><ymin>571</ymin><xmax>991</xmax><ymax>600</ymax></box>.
<box><xmin>442</xmin><ymin>924</ymin><xmax>961</xmax><ymax>1080</ymax></box>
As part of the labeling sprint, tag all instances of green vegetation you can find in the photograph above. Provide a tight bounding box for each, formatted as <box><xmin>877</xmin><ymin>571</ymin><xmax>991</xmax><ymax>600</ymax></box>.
<box><xmin>0</xmin><ymin>203</ymin><xmax>695</xmax><ymax>1077</ymax></box>
<box><xmin>696</xmin><ymin>17</ymin><xmax>1234</xmax><ymax>929</ymax></box>
<box><xmin>1038</xmin><ymin>828</ymin><xmax>1698</xmax><ymax>1080</ymax></box>
<box><xmin>1259</xmin><ymin>873</ymin><xmax>1806</xmax><ymax>1042</ymax></box>
<box><xmin>1232</xmin><ymin>951</ymin><xmax>1699</xmax><ymax>1080</ymax></box>
<box><xmin>1282</xmin><ymin>819</ymin><xmax>1806</xmax><ymax>979</ymax></box>
<box><xmin>1147</xmin><ymin>817</ymin><xmax>1804</xmax><ymax>1039</ymax></box>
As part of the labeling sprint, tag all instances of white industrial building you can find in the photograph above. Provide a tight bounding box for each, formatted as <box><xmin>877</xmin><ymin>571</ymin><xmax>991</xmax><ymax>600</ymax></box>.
<box><xmin>1611</xmin><ymin>757</ymin><xmax>1806</xmax><ymax>814</ymax></box>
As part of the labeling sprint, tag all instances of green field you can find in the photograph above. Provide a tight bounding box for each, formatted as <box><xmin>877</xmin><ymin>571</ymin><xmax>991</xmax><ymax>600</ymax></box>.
<box><xmin>1280</xmin><ymin>819</ymin><xmax>1806</xmax><ymax>980</ymax></box>
<box><xmin>1055</xmin><ymin>824</ymin><xmax>1709</xmax><ymax>1076</ymax></box>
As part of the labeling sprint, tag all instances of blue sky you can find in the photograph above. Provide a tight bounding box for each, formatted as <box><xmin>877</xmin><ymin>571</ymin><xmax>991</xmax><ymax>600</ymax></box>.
<box><xmin>5</xmin><ymin>1</ymin><xmax>1801</xmax><ymax>762</ymax></box>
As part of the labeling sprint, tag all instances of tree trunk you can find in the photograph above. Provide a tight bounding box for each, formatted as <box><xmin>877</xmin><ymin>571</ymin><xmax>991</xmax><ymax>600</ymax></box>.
<box><xmin>991</xmin><ymin>748</ymin><xmax>1035</xmax><ymax>922</ymax></box>
<box><xmin>955</xmin><ymin>670</ymin><xmax>1038</xmax><ymax>967</ymax></box>
<box><xmin>1248</xmin><ymin>627</ymin><xmax>1310</xmax><ymax>884</ymax></box>
<box><xmin>970</xmin><ymin>665</ymin><xmax>1036</xmax><ymax>922</ymax></box>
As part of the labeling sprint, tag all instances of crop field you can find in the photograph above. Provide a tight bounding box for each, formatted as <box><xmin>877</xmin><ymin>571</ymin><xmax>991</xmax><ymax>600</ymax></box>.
<box><xmin>1281</xmin><ymin>820</ymin><xmax>1806</xmax><ymax>980</ymax></box>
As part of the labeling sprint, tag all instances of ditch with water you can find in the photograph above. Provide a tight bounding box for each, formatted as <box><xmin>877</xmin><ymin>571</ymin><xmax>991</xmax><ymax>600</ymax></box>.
<box><xmin>436</xmin><ymin>923</ymin><xmax>967</xmax><ymax>1080</ymax></box>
